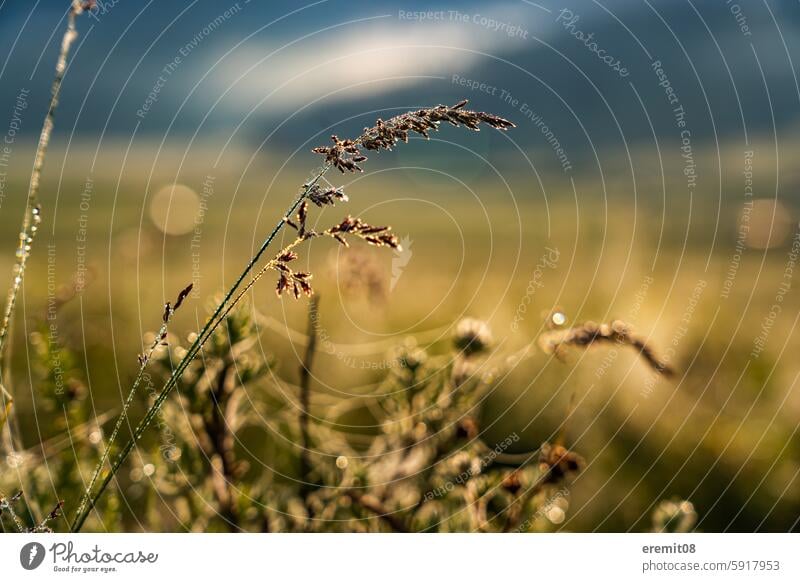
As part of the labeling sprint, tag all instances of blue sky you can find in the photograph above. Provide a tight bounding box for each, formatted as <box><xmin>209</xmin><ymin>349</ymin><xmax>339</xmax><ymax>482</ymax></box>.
<box><xmin>1</xmin><ymin>0</ymin><xmax>799</xmax><ymax>156</ymax></box>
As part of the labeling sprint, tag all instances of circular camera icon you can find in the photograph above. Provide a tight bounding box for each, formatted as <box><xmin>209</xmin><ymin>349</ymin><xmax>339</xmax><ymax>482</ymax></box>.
<box><xmin>20</xmin><ymin>542</ymin><xmax>46</xmax><ymax>570</ymax></box>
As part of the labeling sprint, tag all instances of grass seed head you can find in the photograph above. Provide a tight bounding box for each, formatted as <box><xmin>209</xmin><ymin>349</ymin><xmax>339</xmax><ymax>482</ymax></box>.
<box><xmin>539</xmin><ymin>442</ymin><xmax>584</xmax><ymax>485</ymax></box>
<box><xmin>453</xmin><ymin>317</ymin><xmax>493</xmax><ymax>357</ymax></box>
<box><xmin>538</xmin><ymin>319</ymin><xmax>674</xmax><ymax>377</ymax></box>
<box><xmin>313</xmin><ymin>100</ymin><xmax>514</xmax><ymax>170</ymax></box>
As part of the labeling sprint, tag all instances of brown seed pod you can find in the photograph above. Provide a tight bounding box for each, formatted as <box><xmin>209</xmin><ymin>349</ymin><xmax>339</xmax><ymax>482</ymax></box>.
<box><xmin>538</xmin><ymin>442</ymin><xmax>584</xmax><ymax>485</ymax></box>
<box><xmin>501</xmin><ymin>470</ymin><xmax>523</xmax><ymax>495</ymax></box>
<box><xmin>313</xmin><ymin>100</ymin><xmax>514</xmax><ymax>170</ymax></box>
<box><xmin>538</xmin><ymin>319</ymin><xmax>674</xmax><ymax>377</ymax></box>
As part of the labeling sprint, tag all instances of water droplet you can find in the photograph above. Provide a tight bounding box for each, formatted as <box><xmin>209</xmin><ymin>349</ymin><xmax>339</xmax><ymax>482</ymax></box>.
<box><xmin>552</xmin><ymin>312</ymin><xmax>567</xmax><ymax>326</ymax></box>
<box><xmin>336</xmin><ymin>456</ymin><xmax>349</xmax><ymax>469</ymax></box>
<box><xmin>546</xmin><ymin>506</ymin><xmax>565</xmax><ymax>524</ymax></box>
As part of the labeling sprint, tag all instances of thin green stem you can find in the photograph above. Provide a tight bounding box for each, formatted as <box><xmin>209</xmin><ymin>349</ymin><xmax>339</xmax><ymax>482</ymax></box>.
<box><xmin>0</xmin><ymin>492</ymin><xmax>25</xmax><ymax>532</ymax></box>
<box><xmin>299</xmin><ymin>295</ymin><xmax>319</xmax><ymax>502</ymax></box>
<box><xmin>0</xmin><ymin>2</ymin><xmax>84</xmax><ymax>451</ymax></box>
<box><xmin>70</xmin><ymin>99</ymin><xmax>515</xmax><ymax>532</ymax></box>
<box><xmin>71</xmin><ymin>319</ymin><xmax>170</xmax><ymax>529</ymax></box>
<box><xmin>70</xmin><ymin>167</ymin><xmax>330</xmax><ymax>532</ymax></box>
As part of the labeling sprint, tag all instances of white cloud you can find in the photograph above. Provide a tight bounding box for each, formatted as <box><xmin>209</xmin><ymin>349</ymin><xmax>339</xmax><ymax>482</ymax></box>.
<box><xmin>210</xmin><ymin>4</ymin><xmax>536</xmax><ymax>111</ymax></box>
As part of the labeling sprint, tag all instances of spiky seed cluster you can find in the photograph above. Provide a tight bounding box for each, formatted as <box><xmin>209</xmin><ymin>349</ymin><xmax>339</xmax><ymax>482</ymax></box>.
<box><xmin>361</xmin><ymin>100</ymin><xmax>516</xmax><ymax>150</ymax></box>
<box><xmin>456</xmin><ymin>415</ymin><xmax>480</xmax><ymax>440</ymax></box>
<box><xmin>0</xmin><ymin>493</ymin><xmax>64</xmax><ymax>533</ymax></box>
<box><xmin>538</xmin><ymin>319</ymin><xmax>674</xmax><ymax>377</ymax></box>
<box><xmin>501</xmin><ymin>470</ymin><xmax>523</xmax><ymax>495</ymax></box>
<box><xmin>76</xmin><ymin>0</ymin><xmax>97</xmax><ymax>11</ymax></box>
<box><xmin>42</xmin><ymin>500</ymin><xmax>65</xmax><ymax>524</ymax></box>
<box><xmin>539</xmin><ymin>442</ymin><xmax>584</xmax><ymax>485</ymax></box>
<box><xmin>284</xmin><ymin>201</ymin><xmax>313</xmax><ymax>239</ymax></box>
<box><xmin>395</xmin><ymin>343</ymin><xmax>428</xmax><ymax>373</ymax></box>
<box><xmin>312</xmin><ymin>137</ymin><xmax>367</xmax><ymax>173</ymax></box>
<box><xmin>274</xmin><ymin>250</ymin><xmax>313</xmax><ymax>299</ymax></box>
<box><xmin>276</xmin><ymin>99</ymin><xmax>510</xmax><ymax>300</ymax></box>
<box><xmin>162</xmin><ymin>283</ymin><xmax>194</xmax><ymax>323</ymax></box>
<box><xmin>308</xmin><ymin>184</ymin><xmax>348</xmax><ymax>207</ymax></box>
<box><xmin>277</xmin><ymin>203</ymin><xmax>400</xmax><ymax>299</ymax></box>
<box><xmin>325</xmin><ymin>216</ymin><xmax>401</xmax><ymax>250</ymax></box>
<box><xmin>312</xmin><ymin>100</ymin><xmax>515</xmax><ymax>173</ymax></box>
<box><xmin>31</xmin><ymin>499</ymin><xmax>65</xmax><ymax>532</ymax></box>
<box><xmin>651</xmin><ymin>499</ymin><xmax>697</xmax><ymax>533</ymax></box>
<box><xmin>137</xmin><ymin>282</ymin><xmax>193</xmax><ymax>364</ymax></box>
<box><xmin>453</xmin><ymin>317</ymin><xmax>493</xmax><ymax>357</ymax></box>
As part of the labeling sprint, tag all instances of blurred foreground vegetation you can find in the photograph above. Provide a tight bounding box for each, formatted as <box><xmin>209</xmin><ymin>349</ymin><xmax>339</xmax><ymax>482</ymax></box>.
<box><xmin>1</xmin><ymin>142</ymin><xmax>799</xmax><ymax>532</ymax></box>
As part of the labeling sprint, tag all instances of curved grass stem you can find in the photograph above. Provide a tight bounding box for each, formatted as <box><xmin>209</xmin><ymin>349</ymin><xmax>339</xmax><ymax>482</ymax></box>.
<box><xmin>70</xmin><ymin>168</ymin><xmax>331</xmax><ymax>532</ymax></box>
<box><xmin>72</xmin><ymin>313</ymin><xmax>172</xmax><ymax>530</ymax></box>
<box><xmin>0</xmin><ymin>1</ymin><xmax>87</xmax><ymax>452</ymax></box>
<box><xmin>70</xmin><ymin>99</ymin><xmax>515</xmax><ymax>532</ymax></box>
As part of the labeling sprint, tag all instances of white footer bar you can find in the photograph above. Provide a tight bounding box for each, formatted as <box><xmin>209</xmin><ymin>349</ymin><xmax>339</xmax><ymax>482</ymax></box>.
<box><xmin>1</xmin><ymin>533</ymin><xmax>797</xmax><ymax>581</ymax></box>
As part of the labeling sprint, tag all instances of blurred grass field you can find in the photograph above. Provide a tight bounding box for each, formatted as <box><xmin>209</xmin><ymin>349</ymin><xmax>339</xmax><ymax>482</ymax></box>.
<box><xmin>1</xmin><ymin>136</ymin><xmax>799</xmax><ymax>532</ymax></box>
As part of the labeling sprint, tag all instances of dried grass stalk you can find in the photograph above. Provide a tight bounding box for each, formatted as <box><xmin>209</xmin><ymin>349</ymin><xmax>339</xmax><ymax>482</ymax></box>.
<box><xmin>71</xmin><ymin>100</ymin><xmax>513</xmax><ymax>532</ymax></box>
<box><xmin>71</xmin><ymin>284</ymin><xmax>192</xmax><ymax>531</ymax></box>
<box><xmin>538</xmin><ymin>320</ymin><xmax>674</xmax><ymax>376</ymax></box>
<box><xmin>313</xmin><ymin>100</ymin><xmax>514</xmax><ymax>173</ymax></box>
<box><xmin>0</xmin><ymin>1</ymin><xmax>93</xmax><ymax>449</ymax></box>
